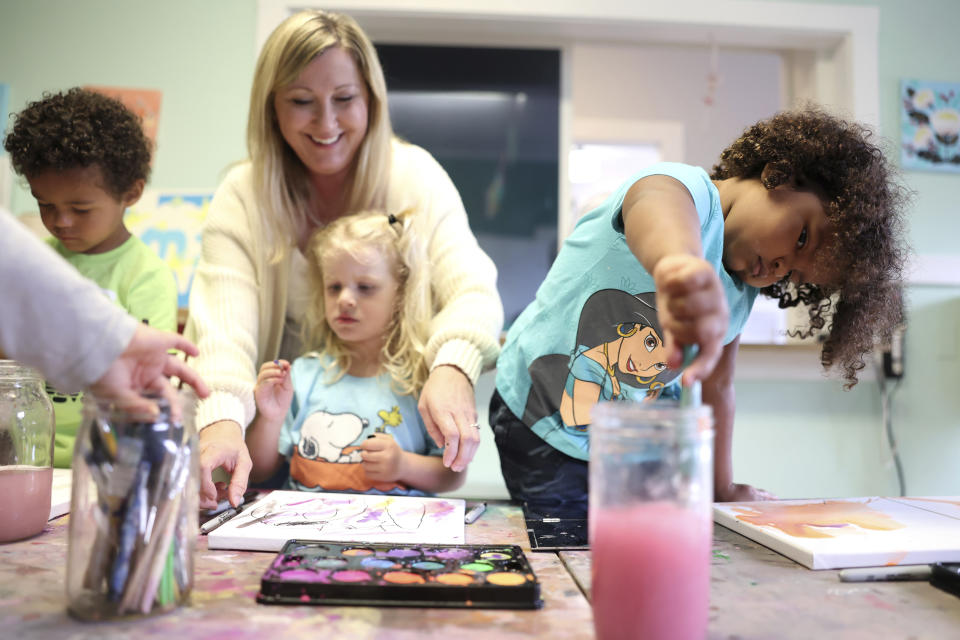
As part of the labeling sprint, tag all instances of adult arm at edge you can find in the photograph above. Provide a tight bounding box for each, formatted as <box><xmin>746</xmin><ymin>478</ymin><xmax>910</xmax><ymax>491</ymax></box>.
<box><xmin>1</xmin><ymin>209</ymin><xmax>137</xmax><ymax>389</ymax></box>
<box><xmin>0</xmin><ymin>210</ymin><xmax>208</xmax><ymax>411</ymax></box>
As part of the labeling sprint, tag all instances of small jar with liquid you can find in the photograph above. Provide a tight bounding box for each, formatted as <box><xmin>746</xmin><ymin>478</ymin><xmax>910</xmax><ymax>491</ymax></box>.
<box><xmin>0</xmin><ymin>359</ymin><xmax>55</xmax><ymax>543</ymax></box>
<box><xmin>66</xmin><ymin>394</ymin><xmax>198</xmax><ymax>620</ymax></box>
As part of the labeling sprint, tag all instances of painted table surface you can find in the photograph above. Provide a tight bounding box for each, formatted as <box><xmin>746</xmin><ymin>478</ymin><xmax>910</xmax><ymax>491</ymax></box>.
<box><xmin>561</xmin><ymin>525</ymin><xmax>960</xmax><ymax>640</ymax></box>
<box><xmin>5</xmin><ymin>502</ymin><xmax>960</xmax><ymax>640</ymax></box>
<box><xmin>0</xmin><ymin>503</ymin><xmax>594</xmax><ymax>640</ymax></box>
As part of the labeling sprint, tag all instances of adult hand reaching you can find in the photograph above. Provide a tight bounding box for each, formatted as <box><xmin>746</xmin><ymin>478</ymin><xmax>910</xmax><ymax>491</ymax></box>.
<box><xmin>418</xmin><ymin>365</ymin><xmax>481</xmax><ymax>473</ymax></box>
<box><xmin>87</xmin><ymin>323</ymin><xmax>210</xmax><ymax>421</ymax></box>
<box><xmin>198</xmin><ymin>420</ymin><xmax>252</xmax><ymax>509</ymax></box>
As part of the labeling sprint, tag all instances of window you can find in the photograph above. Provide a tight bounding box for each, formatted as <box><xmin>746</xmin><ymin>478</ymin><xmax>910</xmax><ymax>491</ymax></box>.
<box><xmin>376</xmin><ymin>44</ymin><xmax>560</xmax><ymax>328</ymax></box>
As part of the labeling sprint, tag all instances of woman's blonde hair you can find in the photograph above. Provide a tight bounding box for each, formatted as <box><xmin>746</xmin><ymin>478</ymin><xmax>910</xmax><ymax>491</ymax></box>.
<box><xmin>248</xmin><ymin>10</ymin><xmax>393</xmax><ymax>260</ymax></box>
<box><xmin>303</xmin><ymin>210</ymin><xmax>433</xmax><ymax>396</ymax></box>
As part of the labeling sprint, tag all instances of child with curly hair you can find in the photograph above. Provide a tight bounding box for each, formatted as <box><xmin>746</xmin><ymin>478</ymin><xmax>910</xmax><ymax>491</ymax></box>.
<box><xmin>245</xmin><ymin>210</ymin><xmax>465</xmax><ymax>496</ymax></box>
<box><xmin>3</xmin><ymin>88</ymin><xmax>178</xmax><ymax>467</ymax></box>
<box><xmin>493</xmin><ymin>107</ymin><xmax>907</xmax><ymax>515</ymax></box>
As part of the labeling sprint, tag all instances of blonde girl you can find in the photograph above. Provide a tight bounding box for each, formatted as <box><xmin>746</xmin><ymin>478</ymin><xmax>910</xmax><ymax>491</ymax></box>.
<box><xmin>246</xmin><ymin>211</ymin><xmax>464</xmax><ymax>495</ymax></box>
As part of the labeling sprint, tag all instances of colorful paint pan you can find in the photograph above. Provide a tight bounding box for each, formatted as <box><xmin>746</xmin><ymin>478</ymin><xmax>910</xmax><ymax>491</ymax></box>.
<box><xmin>257</xmin><ymin>541</ymin><xmax>542</xmax><ymax>609</ymax></box>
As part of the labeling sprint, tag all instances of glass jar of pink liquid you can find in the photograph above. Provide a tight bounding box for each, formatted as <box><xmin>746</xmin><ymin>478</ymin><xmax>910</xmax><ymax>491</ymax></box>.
<box><xmin>589</xmin><ymin>401</ymin><xmax>714</xmax><ymax>640</ymax></box>
<box><xmin>0</xmin><ymin>360</ymin><xmax>55</xmax><ymax>543</ymax></box>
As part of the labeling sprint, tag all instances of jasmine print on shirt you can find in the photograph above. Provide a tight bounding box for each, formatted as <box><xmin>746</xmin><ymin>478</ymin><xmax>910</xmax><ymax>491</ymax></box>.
<box><xmin>522</xmin><ymin>289</ymin><xmax>682</xmax><ymax>432</ymax></box>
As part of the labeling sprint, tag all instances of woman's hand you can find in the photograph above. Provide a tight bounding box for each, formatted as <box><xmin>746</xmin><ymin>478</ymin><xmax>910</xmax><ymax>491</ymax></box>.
<box><xmin>254</xmin><ymin>359</ymin><xmax>293</xmax><ymax>423</ymax></box>
<box><xmin>361</xmin><ymin>433</ymin><xmax>404</xmax><ymax>482</ymax></box>
<box><xmin>652</xmin><ymin>254</ymin><xmax>729</xmax><ymax>385</ymax></box>
<box><xmin>715</xmin><ymin>482</ymin><xmax>777</xmax><ymax>502</ymax></box>
<box><xmin>417</xmin><ymin>365</ymin><xmax>480</xmax><ymax>473</ymax></box>
<box><xmin>198</xmin><ymin>420</ymin><xmax>253</xmax><ymax>509</ymax></box>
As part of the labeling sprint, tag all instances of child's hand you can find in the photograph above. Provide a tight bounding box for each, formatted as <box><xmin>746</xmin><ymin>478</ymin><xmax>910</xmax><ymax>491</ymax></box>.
<box><xmin>652</xmin><ymin>254</ymin><xmax>729</xmax><ymax>384</ymax></box>
<box><xmin>253</xmin><ymin>359</ymin><xmax>293</xmax><ymax>422</ymax></box>
<box><xmin>716</xmin><ymin>482</ymin><xmax>777</xmax><ymax>502</ymax></box>
<box><xmin>361</xmin><ymin>433</ymin><xmax>404</xmax><ymax>482</ymax></box>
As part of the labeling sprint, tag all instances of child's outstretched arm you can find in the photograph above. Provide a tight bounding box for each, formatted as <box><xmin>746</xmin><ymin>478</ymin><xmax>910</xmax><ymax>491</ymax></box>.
<box><xmin>704</xmin><ymin>337</ymin><xmax>775</xmax><ymax>502</ymax></box>
<box><xmin>621</xmin><ymin>175</ymin><xmax>729</xmax><ymax>384</ymax></box>
<box><xmin>246</xmin><ymin>359</ymin><xmax>293</xmax><ymax>482</ymax></box>
<box><xmin>361</xmin><ymin>433</ymin><xmax>465</xmax><ymax>494</ymax></box>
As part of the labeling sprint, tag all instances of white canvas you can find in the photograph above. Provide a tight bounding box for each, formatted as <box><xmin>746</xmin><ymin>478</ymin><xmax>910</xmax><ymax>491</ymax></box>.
<box><xmin>49</xmin><ymin>468</ymin><xmax>72</xmax><ymax>520</ymax></box>
<box><xmin>713</xmin><ymin>497</ymin><xmax>960</xmax><ymax>570</ymax></box>
<box><xmin>889</xmin><ymin>496</ymin><xmax>960</xmax><ymax>521</ymax></box>
<box><xmin>207</xmin><ymin>490</ymin><xmax>466</xmax><ymax>552</ymax></box>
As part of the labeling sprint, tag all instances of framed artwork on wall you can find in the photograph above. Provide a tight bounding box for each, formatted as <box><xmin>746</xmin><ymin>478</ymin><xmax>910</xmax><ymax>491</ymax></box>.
<box><xmin>901</xmin><ymin>78</ymin><xmax>960</xmax><ymax>173</ymax></box>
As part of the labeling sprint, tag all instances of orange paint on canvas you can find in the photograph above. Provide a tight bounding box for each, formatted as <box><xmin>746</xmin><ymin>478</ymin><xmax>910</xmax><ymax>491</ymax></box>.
<box><xmin>731</xmin><ymin>500</ymin><xmax>906</xmax><ymax>538</ymax></box>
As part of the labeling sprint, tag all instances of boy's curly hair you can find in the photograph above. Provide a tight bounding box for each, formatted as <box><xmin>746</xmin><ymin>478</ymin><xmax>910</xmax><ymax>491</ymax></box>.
<box><xmin>711</xmin><ymin>107</ymin><xmax>909</xmax><ymax>388</ymax></box>
<box><xmin>3</xmin><ymin>87</ymin><xmax>151</xmax><ymax>198</ymax></box>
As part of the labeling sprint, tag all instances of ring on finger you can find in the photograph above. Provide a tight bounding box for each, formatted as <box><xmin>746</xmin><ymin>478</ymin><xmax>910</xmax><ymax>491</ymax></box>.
<box><xmin>468</xmin><ymin>422</ymin><xmax>481</xmax><ymax>429</ymax></box>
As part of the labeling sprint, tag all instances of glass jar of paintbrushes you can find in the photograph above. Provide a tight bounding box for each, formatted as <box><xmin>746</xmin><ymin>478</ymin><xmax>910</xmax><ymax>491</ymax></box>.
<box><xmin>0</xmin><ymin>360</ymin><xmax>55</xmax><ymax>543</ymax></box>
<box><xmin>66</xmin><ymin>394</ymin><xmax>198</xmax><ymax>620</ymax></box>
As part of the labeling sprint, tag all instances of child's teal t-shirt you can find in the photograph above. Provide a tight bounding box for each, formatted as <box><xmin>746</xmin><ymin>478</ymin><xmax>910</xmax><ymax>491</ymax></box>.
<box><xmin>278</xmin><ymin>354</ymin><xmax>443</xmax><ymax>497</ymax></box>
<box><xmin>45</xmin><ymin>234</ymin><xmax>178</xmax><ymax>468</ymax></box>
<box><xmin>495</xmin><ymin>162</ymin><xmax>759</xmax><ymax>460</ymax></box>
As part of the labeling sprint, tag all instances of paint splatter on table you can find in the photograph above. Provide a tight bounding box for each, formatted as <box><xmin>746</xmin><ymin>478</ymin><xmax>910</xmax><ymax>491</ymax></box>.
<box><xmin>561</xmin><ymin>523</ymin><xmax>960</xmax><ymax>638</ymax></box>
<box><xmin>0</xmin><ymin>503</ymin><xmax>593</xmax><ymax>639</ymax></box>
<box><xmin>9</xmin><ymin>501</ymin><xmax>958</xmax><ymax>638</ymax></box>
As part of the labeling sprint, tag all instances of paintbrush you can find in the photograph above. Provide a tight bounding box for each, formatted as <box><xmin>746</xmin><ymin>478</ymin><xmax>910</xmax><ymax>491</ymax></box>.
<box><xmin>118</xmin><ymin>420</ymin><xmax>191</xmax><ymax>614</ymax></box>
<box><xmin>78</xmin><ymin>396</ymin><xmax>194</xmax><ymax>617</ymax></box>
<box><xmin>679</xmin><ymin>345</ymin><xmax>701</xmax><ymax>407</ymax></box>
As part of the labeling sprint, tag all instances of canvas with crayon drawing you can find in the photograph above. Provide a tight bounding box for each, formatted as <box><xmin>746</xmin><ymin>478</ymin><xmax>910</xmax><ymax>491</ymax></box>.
<box><xmin>207</xmin><ymin>490</ymin><xmax>466</xmax><ymax>552</ymax></box>
<box><xmin>713</xmin><ymin>496</ymin><xmax>960</xmax><ymax>570</ymax></box>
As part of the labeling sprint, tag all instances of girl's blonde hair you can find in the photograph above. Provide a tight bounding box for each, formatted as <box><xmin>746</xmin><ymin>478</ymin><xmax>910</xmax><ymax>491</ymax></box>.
<box><xmin>248</xmin><ymin>10</ymin><xmax>393</xmax><ymax>261</ymax></box>
<box><xmin>303</xmin><ymin>210</ymin><xmax>433</xmax><ymax>396</ymax></box>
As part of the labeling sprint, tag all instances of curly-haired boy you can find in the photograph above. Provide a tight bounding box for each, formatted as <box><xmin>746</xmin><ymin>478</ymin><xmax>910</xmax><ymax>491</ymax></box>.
<box><xmin>4</xmin><ymin>87</ymin><xmax>178</xmax><ymax>467</ymax></box>
<box><xmin>492</xmin><ymin>107</ymin><xmax>908</xmax><ymax>514</ymax></box>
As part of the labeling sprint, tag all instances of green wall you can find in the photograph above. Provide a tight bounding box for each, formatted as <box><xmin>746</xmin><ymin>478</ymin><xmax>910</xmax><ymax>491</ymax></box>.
<box><xmin>0</xmin><ymin>0</ymin><xmax>257</xmax><ymax>212</ymax></box>
<box><xmin>2</xmin><ymin>0</ymin><xmax>958</xmax><ymax>498</ymax></box>
<box><xmin>732</xmin><ymin>0</ymin><xmax>960</xmax><ymax>498</ymax></box>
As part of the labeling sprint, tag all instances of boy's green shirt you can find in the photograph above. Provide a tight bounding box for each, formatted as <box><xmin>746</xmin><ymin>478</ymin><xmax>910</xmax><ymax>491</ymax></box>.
<box><xmin>45</xmin><ymin>234</ymin><xmax>177</xmax><ymax>467</ymax></box>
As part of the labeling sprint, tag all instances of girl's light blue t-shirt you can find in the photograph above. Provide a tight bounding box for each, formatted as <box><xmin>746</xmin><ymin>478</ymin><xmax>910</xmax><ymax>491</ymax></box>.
<box><xmin>495</xmin><ymin>162</ymin><xmax>759</xmax><ymax>460</ymax></box>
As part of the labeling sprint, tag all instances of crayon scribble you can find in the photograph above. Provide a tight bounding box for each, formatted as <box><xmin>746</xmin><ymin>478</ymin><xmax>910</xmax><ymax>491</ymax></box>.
<box><xmin>235</xmin><ymin>494</ymin><xmax>451</xmax><ymax>535</ymax></box>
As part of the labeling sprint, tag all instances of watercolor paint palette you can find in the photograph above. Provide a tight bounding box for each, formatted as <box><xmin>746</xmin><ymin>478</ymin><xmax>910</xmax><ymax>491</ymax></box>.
<box><xmin>257</xmin><ymin>540</ymin><xmax>543</xmax><ymax>609</ymax></box>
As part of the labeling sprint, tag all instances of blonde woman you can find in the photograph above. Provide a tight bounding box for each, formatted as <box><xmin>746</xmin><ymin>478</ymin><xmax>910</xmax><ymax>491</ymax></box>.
<box><xmin>246</xmin><ymin>211</ymin><xmax>464</xmax><ymax>495</ymax></box>
<box><xmin>186</xmin><ymin>10</ymin><xmax>502</xmax><ymax>509</ymax></box>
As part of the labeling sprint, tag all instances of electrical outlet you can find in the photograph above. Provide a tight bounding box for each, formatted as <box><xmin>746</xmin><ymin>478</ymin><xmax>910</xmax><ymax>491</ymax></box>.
<box><xmin>882</xmin><ymin>324</ymin><xmax>906</xmax><ymax>379</ymax></box>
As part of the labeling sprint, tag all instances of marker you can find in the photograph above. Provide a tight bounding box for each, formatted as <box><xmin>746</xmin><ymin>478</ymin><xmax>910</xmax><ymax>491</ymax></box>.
<box><xmin>203</xmin><ymin>498</ymin><xmax>233</xmax><ymax>517</ymax></box>
<box><xmin>839</xmin><ymin>565</ymin><xmax>932</xmax><ymax>582</ymax></box>
<box><xmin>464</xmin><ymin>502</ymin><xmax>487</xmax><ymax>524</ymax></box>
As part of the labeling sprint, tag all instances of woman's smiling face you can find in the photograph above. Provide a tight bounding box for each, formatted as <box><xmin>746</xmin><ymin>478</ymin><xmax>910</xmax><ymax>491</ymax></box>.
<box><xmin>273</xmin><ymin>46</ymin><xmax>369</xmax><ymax>183</ymax></box>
